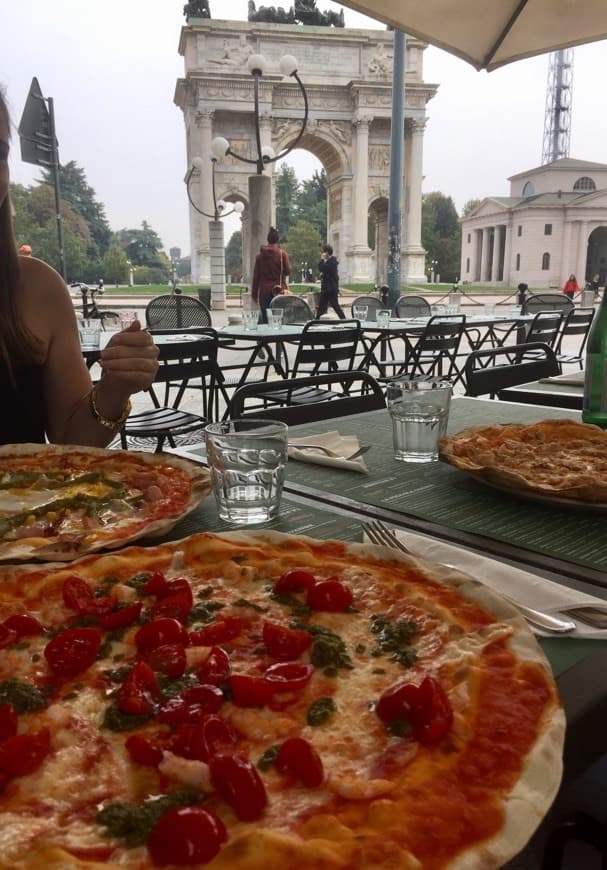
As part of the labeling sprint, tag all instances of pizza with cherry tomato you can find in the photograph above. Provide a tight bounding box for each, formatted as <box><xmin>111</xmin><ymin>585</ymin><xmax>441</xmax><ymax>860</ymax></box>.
<box><xmin>0</xmin><ymin>530</ymin><xmax>563</xmax><ymax>869</ymax></box>
<box><xmin>0</xmin><ymin>443</ymin><xmax>210</xmax><ymax>561</ymax></box>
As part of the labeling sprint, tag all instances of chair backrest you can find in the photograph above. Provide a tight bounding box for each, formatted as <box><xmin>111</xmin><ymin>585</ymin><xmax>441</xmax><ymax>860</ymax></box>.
<box><xmin>292</xmin><ymin>320</ymin><xmax>361</xmax><ymax>376</ymax></box>
<box><xmin>525</xmin><ymin>310</ymin><xmax>563</xmax><ymax>347</ymax></box>
<box><xmin>228</xmin><ymin>371</ymin><xmax>386</xmax><ymax>424</ymax></box>
<box><xmin>147</xmin><ymin>331</ymin><xmax>219</xmax><ymax>407</ymax></box>
<box><xmin>522</xmin><ymin>293</ymin><xmax>574</xmax><ymax>315</ymax></box>
<box><xmin>393</xmin><ymin>295</ymin><xmax>431</xmax><ymax>318</ymax></box>
<box><xmin>350</xmin><ymin>295</ymin><xmax>383</xmax><ymax>319</ymax></box>
<box><xmin>269</xmin><ymin>295</ymin><xmax>314</xmax><ymax>324</ymax></box>
<box><xmin>555</xmin><ymin>306</ymin><xmax>595</xmax><ymax>355</ymax></box>
<box><xmin>146</xmin><ymin>294</ymin><xmax>212</xmax><ymax>329</ymax></box>
<box><xmin>465</xmin><ymin>342</ymin><xmax>559</xmax><ymax>398</ymax></box>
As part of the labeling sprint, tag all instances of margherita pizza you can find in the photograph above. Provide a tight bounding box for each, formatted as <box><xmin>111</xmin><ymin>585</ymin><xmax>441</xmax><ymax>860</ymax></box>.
<box><xmin>0</xmin><ymin>444</ymin><xmax>211</xmax><ymax>561</ymax></box>
<box><xmin>439</xmin><ymin>418</ymin><xmax>607</xmax><ymax>502</ymax></box>
<box><xmin>0</xmin><ymin>531</ymin><xmax>563</xmax><ymax>868</ymax></box>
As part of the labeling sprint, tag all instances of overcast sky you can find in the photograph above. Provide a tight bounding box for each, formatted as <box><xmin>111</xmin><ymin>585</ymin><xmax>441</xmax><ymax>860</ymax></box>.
<box><xmin>3</xmin><ymin>1</ymin><xmax>606</xmax><ymax>256</ymax></box>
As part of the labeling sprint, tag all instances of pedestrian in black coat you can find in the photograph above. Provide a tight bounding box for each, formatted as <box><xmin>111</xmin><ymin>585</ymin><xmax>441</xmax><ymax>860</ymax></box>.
<box><xmin>315</xmin><ymin>245</ymin><xmax>345</xmax><ymax>319</ymax></box>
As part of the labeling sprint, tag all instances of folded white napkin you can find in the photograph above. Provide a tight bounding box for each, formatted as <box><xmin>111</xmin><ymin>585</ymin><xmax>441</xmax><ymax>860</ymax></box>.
<box><xmin>539</xmin><ymin>372</ymin><xmax>584</xmax><ymax>386</ymax></box>
<box><xmin>288</xmin><ymin>431</ymin><xmax>369</xmax><ymax>474</ymax></box>
<box><xmin>364</xmin><ymin>528</ymin><xmax>607</xmax><ymax>639</ymax></box>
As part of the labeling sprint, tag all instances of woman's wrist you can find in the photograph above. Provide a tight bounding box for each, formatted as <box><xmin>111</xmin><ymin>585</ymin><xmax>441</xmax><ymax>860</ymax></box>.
<box><xmin>89</xmin><ymin>383</ymin><xmax>132</xmax><ymax>430</ymax></box>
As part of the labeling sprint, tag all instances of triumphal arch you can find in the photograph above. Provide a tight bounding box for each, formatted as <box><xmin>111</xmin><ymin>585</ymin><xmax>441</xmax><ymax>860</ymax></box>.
<box><xmin>175</xmin><ymin>14</ymin><xmax>438</xmax><ymax>285</ymax></box>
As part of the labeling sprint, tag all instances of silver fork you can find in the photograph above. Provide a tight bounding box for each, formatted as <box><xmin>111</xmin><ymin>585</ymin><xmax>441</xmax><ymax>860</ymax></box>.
<box><xmin>289</xmin><ymin>443</ymin><xmax>371</xmax><ymax>461</ymax></box>
<box><xmin>363</xmin><ymin>520</ymin><xmax>576</xmax><ymax>635</ymax></box>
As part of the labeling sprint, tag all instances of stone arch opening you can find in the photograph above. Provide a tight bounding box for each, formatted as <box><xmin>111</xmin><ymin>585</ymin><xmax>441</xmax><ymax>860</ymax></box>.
<box><xmin>586</xmin><ymin>226</ymin><xmax>607</xmax><ymax>283</ymax></box>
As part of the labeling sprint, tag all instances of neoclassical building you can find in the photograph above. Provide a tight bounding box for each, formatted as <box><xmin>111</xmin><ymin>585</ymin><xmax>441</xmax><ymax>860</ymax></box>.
<box><xmin>174</xmin><ymin>18</ymin><xmax>438</xmax><ymax>285</ymax></box>
<box><xmin>460</xmin><ymin>158</ymin><xmax>607</xmax><ymax>288</ymax></box>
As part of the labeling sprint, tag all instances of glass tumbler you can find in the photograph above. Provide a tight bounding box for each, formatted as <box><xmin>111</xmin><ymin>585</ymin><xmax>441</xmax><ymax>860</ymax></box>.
<box><xmin>386</xmin><ymin>378</ymin><xmax>452</xmax><ymax>462</ymax></box>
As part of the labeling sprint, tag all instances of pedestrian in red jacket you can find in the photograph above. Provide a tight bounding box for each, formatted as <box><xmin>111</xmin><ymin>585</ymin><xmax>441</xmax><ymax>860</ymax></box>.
<box><xmin>251</xmin><ymin>227</ymin><xmax>291</xmax><ymax>323</ymax></box>
<box><xmin>562</xmin><ymin>274</ymin><xmax>579</xmax><ymax>300</ymax></box>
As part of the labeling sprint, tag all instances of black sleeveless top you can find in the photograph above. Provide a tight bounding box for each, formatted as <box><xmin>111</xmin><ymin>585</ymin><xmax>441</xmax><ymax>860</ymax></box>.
<box><xmin>0</xmin><ymin>361</ymin><xmax>46</xmax><ymax>444</ymax></box>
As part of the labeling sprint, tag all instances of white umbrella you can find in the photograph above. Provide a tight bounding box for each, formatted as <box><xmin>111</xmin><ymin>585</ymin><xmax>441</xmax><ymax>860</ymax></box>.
<box><xmin>337</xmin><ymin>0</ymin><xmax>607</xmax><ymax>70</ymax></box>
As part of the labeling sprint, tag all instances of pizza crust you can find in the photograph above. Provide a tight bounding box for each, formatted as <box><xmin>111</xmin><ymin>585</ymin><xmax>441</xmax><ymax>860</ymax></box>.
<box><xmin>439</xmin><ymin>419</ymin><xmax>607</xmax><ymax>502</ymax></box>
<box><xmin>0</xmin><ymin>443</ymin><xmax>211</xmax><ymax>562</ymax></box>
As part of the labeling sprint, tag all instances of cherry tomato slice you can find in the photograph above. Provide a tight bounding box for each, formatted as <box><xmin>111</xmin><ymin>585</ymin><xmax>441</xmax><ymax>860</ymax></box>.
<box><xmin>306</xmin><ymin>579</ymin><xmax>353</xmax><ymax>612</ymax></box>
<box><xmin>209</xmin><ymin>752</ymin><xmax>267</xmax><ymax>821</ymax></box>
<box><xmin>135</xmin><ymin>618</ymin><xmax>189</xmax><ymax>656</ymax></box>
<box><xmin>274</xmin><ymin>569</ymin><xmax>316</xmax><ymax>594</ymax></box>
<box><xmin>147</xmin><ymin>805</ymin><xmax>227</xmax><ymax>866</ymax></box>
<box><xmin>0</xmin><ymin>728</ymin><xmax>50</xmax><ymax>777</ymax></box>
<box><xmin>262</xmin><ymin>621</ymin><xmax>312</xmax><ymax>660</ymax></box>
<box><xmin>145</xmin><ymin>643</ymin><xmax>187</xmax><ymax>679</ymax></box>
<box><xmin>62</xmin><ymin>577</ymin><xmax>114</xmax><ymax>616</ymax></box>
<box><xmin>125</xmin><ymin>734</ymin><xmax>164</xmax><ymax>767</ymax></box>
<box><xmin>275</xmin><ymin>737</ymin><xmax>324</xmax><ymax>787</ymax></box>
<box><xmin>141</xmin><ymin>571</ymin><xmax>168</xmax><ymax>596</ymax></box>
<box><xmin>3</xmin><ymin>614</ymin><xmax>44</xmax><ymax>638</ymax></box>
<box><xmin>376</xmin><ymin>680</ymin><xmax>420</xmax><ymax>723</ymax></box>
<box><xmin>413</xmin><ymin>676</ymin><xmax>453</xmax><ymax>746</ymax></box>
<box><xmin>118</xmin><ymin>661</ymin><xmax>160</xmax><ymax>715</ymax></box>
<box><xmin>151</xmin><ymin>593</ymin><xmax>192</xmax><ymax>623</ymax></box>
<box><xmin>229</xmin><ymin>675</ymin><xmax>275</xmax><ymax>708</ymax></box>
<box><xmin>189</xmin><ymin>617</ymin><xmax>243</xmax><ymax>647</ymax></box>
<box><xmin>44</xmin><ymin>628</ymin><xmax>101</xmax><ymax>679</ymax></box>
<box><xmin>0</xmin><ymin>704</ymin><xmax>18</xmax><ymax>743</ymax></box>
<box><xmin>98</xmin><ymin>602</ymin><xmax>142</xmax><ymax>630</ymax></box>
<box><xmin>171</xmin><ymin>716</ymin><xmax>237</xmax><ymax>762</ymax></box>
<box><xmin>157</xmin><ymin>578</ymin><xmax>193</xmax><ymax>609</ymax></box>
<box><xmin>264</xmin><ymin>662</ymin><xmax>314</xmax><ymax>692</ymax></box>
<box><xmin>158</xmin><ymin>684</ymin><xmax>224</xmax><ymax>725</ymax></box>
<box><xmin>0</xmin><ymin>624</ymin><xmax>17</xmax><ymax>650</ymax></box>
<box><xmin>197</xmin><ymin>646</ymin><xmax>231</xmax><ymax>686</ymax></box>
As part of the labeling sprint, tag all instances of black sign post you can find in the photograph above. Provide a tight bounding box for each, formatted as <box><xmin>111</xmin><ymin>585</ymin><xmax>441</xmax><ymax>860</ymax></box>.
<box><xmin>18</xmin><ymin>78</ymin><xmax>66</xmax><ymax>280</ymax></box>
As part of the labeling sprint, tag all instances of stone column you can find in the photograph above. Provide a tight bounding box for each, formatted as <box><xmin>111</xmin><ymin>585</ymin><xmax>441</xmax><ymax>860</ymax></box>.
<box><xmin>403</xmin><ymin>118</ymin><xmax>426</xmax><ymax>283</ymax></box>
<box><xmin>490</xmin><ymin>227</ymin><xmax>500</xmax><ymax>282</ymax></box>
<box><xmin>561</xmin><ymin>219</ymin><xmax>572</xmax><ymax>285</ymax></box>
<box><xmin>194</xmin><ymin>109</ymin><xmax>214</xmax><ymax>284</ymax></box>
<box><xmin>577</xmin><ymin>221</ymin><xmax>588</xmax><ymax>282</ymax></box>
<box><xmin>208</xmin><ymin>220</ymin><xmax>226</xmax><ymax>310</ymax></box>
<box><xmin>480</xmin><ymin>227</ymin><xmax>491</xmax><ymax>282</ymax></box>
<box><xmin>248</xmin><ymin>174</ymin><xmax>272</xmax><ymax>296</ymax></box>
<box><xmin>503</xmin><ymin>222</ymin><xmax>513</xmax><ymax>285</ymax></box>
<box><xmin>347</xmin><ymin>117</ymin><xmax>372</xmax><ymax>282</ymax></box>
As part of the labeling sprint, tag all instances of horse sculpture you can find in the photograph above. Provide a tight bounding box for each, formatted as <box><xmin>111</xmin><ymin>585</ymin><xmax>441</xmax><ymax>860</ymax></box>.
<box><xmin>247</xmin><ymin>0</ymin><xmax>344</xmax><ymax>26</ymax></box>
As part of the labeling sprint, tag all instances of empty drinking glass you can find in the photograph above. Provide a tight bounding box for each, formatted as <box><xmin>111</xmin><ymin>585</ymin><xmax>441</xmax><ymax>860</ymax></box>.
<box><xmin>353</xmin><ymin>305</ymin><xmax>368</xmax><ymax>322</ymax></box>
<box><xmin>267</xmin><ymin>310</ymin><xmax>284</xmax><ymax>330</ymax></box>
<box><xmin>376</xmin><ymin>309</ymin><xmax>391</xmax><ymax>327</ymax></box>
<box><xmin>78</xmin><ymin>319</ymin><xmax>101</xmax><ymax>350</ymax></box>
<box><xmin>205</xmin><ymin>420</ymin><xmax>288</xmax><ymax>524</ymax></box>
<box><xmin>119</xmin><ymin>311</ymin><xmax>137</xmax><ymax>330</ymax></box>
<box><xmin>243</xmin><ymin>310</ymin><xmax>259</xmax><ymax>331</ymax></box>
<box><xmin>386</xmin><ymin>378</ymin><xmax>452</xmax><ymax>462</ymax></box>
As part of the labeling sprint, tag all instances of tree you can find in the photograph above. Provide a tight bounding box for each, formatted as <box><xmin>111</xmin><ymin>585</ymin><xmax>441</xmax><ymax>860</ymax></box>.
<box><xmin>275</xmin><ymin>164</ymin><xmax>299</xmax><ymax>240</ymax></box>
<box><xmin>225</xmin><ymin>231</ymin><xmax>243</xmax><ymax>282</ymax></box>
<box><xmin>461</xmin><ymin>198</ymin><xmax>482</xmax><ymax>217</ymax></box>
<box><xmin>282</xmin><ymin>220</ymin><xmax>321</xmax><ymax>280</ymax></box>
<box><xmin>116</xmin><ymin>222</ymin><xmax>166</xmax><ymax>270</ymax></box>
<box><xmin>103</xmin><ymin>243</ymin><xmax>129</xmax><ymax>285</ymax></box>
<box><xmin>297</xmin><ymin>169</ymin><xmax>327</xmax><ymax>240</ymax></box>
<box><xmin>422</xmin><ymin>192</ymin><xmax>461</xmax><ymax>283</ymax></box>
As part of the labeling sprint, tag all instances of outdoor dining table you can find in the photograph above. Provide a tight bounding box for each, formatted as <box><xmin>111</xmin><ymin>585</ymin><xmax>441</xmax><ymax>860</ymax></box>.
<box><xmin>81</xmin><ymin>330</ymin><xmax>202</xmax><ymax>367</ymax></box>
<box><xmin>499</xmin><ymin>369</ymin><xmax>584</xmax><ymax>410</ymax></box>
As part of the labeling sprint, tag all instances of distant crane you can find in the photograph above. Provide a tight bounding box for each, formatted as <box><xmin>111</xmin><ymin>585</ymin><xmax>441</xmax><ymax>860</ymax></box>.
<box><xmin>541</xmin><ymin>48</ymin><xmax>574</xmax><ymax>165</ymax></box>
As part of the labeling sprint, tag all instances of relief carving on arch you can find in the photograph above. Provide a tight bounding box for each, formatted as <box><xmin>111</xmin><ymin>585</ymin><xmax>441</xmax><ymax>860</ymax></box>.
<box><xmin>326</xmin><ymin>120</ymin><xmax>352</xmax><ymax>145</ymax></box>
<box><xmin>205</xmin><ymin>36</ymin><xmax>254</xmax><ymax>67</ymax></box>
<box><xmin>367</xmin><ymin>43</ymin><xmax>393</xmax><ymax>78</ymax></box>
<box><xmin>329</xmin><ymin>190</ymin><xmax>342</xmax><ymax>221</ymax></box>
<box><xmin>369</xmin><ymin>146</ymin><xmax>390</xmax><ymax>170</ymax></box>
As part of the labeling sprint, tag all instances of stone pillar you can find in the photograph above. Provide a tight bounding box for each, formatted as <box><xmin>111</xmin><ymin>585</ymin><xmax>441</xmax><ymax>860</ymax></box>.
<box><xmin>480</xmin><ymin>227</ymin><xmax>491</xmax><ymax>282</ymax></box>
<box><xmin>248</xmin><ymin>174</ymin><xmax>272</xmax><ymax>295</ymax></box>
<box><xmin>503</xmin><ymin>222</ymin><xmax>513</xmax><ymax>285</ymax></box>
<box><xmin>561</xmin><ymin>219</ymin><xmax>573</xmax><ymax>285</ymax></box>
<box><xmin>403</xmin><ymin>118</ymin><xmax>426</xmax><ymax>283</ymax></box>
<box><xmin>194</xmin><ymin>109</ymin><xmax>214</xmax><ymax>284</ymax></box>
<box><xmin>577</xmin><ymin>221</ymin><xmax>588</xmax><ymax>282</ymax></box>
<box><xmin>241</xmin><ymin>213</ymin><xmax>250</xmax><ymax>286</ymax></box>
<box><xmin>490</xmin><ymin>227</ymin><xmax>500</xmax><ymax>282</ymax></box>
<box><xmin>348</xmin><ymin>117</ymin><xmax>372</xmax><ymax>282</ymax></box>
<box><xmin>208</xmin><ymin>220</ymin><xmax>226</xmax><ymax>310</ymax></box>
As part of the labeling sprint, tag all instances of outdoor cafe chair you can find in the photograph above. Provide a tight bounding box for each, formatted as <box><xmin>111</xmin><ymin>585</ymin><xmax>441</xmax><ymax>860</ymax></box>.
<box><xmin>145</xmin><ymin>293</ymin><xmax>212</xmax><ymax>330</ymax></box>
<box><xmin>380</xmin><ymin>313</ymin><xmax>466</xmax><ymax>383</ymax></box>
<box><xmin>524</xmin><ymin>310</ymin><xmax>564</xmax><ymax>348</ymax></box>
<box><xmin>290</xmin><ymin>319</ymin><xmax>361</xmax><ymax>378</ymax></box>
<box><xmin>522</xmin><ymin>293</ymin><xmax>575</xmax><ymax>316</ymax></box>
<box><xmin>228</xmin><ymin>371</ymin><xmax>385</xmax><ymax>425</ymax></box>
<box><xmin>350</xmin><ymin>295</ymin><xmax>385</xmax><ymax>319</ymax></box>
<box><xmin>393</xmin><ymin>295</ymin><xmax>431</xmax><ymax>318</ymax></box>
<box><xmin>555</xmin><ymin>306</ymin><xmax>595</xmax><ymax>368</ymax></box>
<box><xmin>118</xmin><ymin>332</ymin><xmax>222</xmax><ymax>452</ymax></box>
<box><xmin>465</xmin><ymin>342</ymin><xmax>559</xmax><ymax>399</ymax></box>
<box><xmin>269</xmin><ymin>295</ymin><xmax>314</xmax><ymax>324</ymax></box>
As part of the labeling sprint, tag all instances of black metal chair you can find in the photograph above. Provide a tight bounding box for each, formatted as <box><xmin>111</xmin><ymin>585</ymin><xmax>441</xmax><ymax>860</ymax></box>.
<box><xmin>290</xmin><ymin>319</ymin><xmax>361</xmax><ymax>378</ymax></box>
<box><xmin>395</xmin><ymin>314</ymin><xmax>466</xmax><ymax>382</ymax></box>
<box><xmin>350</xmin><ymin>295</ymin><xmax>384</xmax><ymax>319</ymax></box>
<box><xmin>465</xmin><ymin>342</ymin><xmax>559</xmax><ymax>398</ymax></box>
<box><xmin>524</xmin><ymin>310</ymin><xmax>565</xmax><ymax>348</ymax></box>
<box><xmin>393</xmin><ymin>295</ymin><xmax>431</xmax><ymax>318</ymax></box>
<box><xmin>555</xmin><ymin>306</ymin><xmax>595</xmax><ymax>368</ymax></box>
<box><xmin>228</xmin><ymin>371</ymin><xmax>386</xmax><ymax>424</ymax></box>
<box><xmin>269</xmin><ymin>295</ymin><xmax>314</xmax><ymax>324</ymax></box>
<box><xmin>145</xmin><ymin>293</ymin><xmax>212</xmax><ymax>329</ymax></box>
<box><xmin>523</xmin><ymin>293</ymin><xmax>575</xmax><ymax>315</ymax></box>
<box><xmin>119</xmin><ymin>332</ymin><xmax>222</xmax><ymax>451</ymax></box>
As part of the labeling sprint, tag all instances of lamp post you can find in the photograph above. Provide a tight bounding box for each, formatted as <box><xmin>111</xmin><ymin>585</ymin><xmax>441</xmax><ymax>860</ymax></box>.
<box><xmin>186</xmin><ymin>157</ymin><xmax>245</xmax><ymax>309</ymax></box>
<box><xmin>430</xmin><ymin>258</ymin><xmax>438</xmax><ymax>284</ymax></box>
<box><xmin>209</xmin><ymin>53</ymin><xmax>309</xmax><ymax>291</ymax></box>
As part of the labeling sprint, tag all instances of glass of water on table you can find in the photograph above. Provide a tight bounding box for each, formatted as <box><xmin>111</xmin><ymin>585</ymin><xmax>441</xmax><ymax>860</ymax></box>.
<box><xmin>386</xmin><ymin>378</ymin><xmax>452</xmax><ymax>462</ymax></box>
<box><xmin>204</xmin><ymin>420</ymin><xmax>288</xmax><ymax>524</ymax></box>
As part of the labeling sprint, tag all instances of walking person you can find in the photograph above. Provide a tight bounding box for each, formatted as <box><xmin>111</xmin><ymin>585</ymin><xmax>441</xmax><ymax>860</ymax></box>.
<box><xmin>562</xmin><ymin>273</ymin><xmax>579</xmax><ymax>300</ymax></box>
<box><xmin>316</xmin><ymin>244</ymin><xmax>345</xmax><ymax>319</ymax></box>
<box><xmin>251</xmin><ymin>227</ymin><xmax>290</xmax><ymax>324</ymax></box>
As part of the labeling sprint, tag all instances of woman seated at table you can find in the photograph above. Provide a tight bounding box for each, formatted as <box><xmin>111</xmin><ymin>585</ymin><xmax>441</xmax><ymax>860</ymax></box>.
<box><xmin>0</xmin><ymin>90</ymin><xmax>158</xmax><ymax>446</ymax></box>
<box><xmin>562</xmin><ymin>273</ymin><xmax>579</xmax><ymax>300</ymax></box>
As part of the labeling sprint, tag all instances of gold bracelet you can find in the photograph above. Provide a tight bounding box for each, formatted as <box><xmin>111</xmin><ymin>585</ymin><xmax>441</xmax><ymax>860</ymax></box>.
<box><xmin>89</xmin><ymin>386</ymin><xmax>132</xmax><ymax>430</ymax></box>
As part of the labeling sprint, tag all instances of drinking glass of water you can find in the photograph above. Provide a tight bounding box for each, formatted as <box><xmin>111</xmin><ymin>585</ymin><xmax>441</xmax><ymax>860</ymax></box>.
<box><xmin>243</xmin><ymin>310</ymin><xmax>259</xmax><ymax>331</ymax></box>
<box><xmin>386</xmin><ymin>378</ymin><xmax>452</xmax><ymax>462</ymax></box>
<box><xmin>353</xmin><ymin>305</ymin><xmax>368</xmax><ymax>322</ymax></box>
<box><xmin>267</xmin><ymin>310</ymin><xmax>283</xmax><ymax>330</ymax></box>
<box><xmin>204</xmin><ymin>420</ymin><xmax>288</xmax><ymax>524</ymax></box>
<box><xmin>376</xmin><ymin>309</ymin><xmax>391</xmax><ymax>327</ymax></box>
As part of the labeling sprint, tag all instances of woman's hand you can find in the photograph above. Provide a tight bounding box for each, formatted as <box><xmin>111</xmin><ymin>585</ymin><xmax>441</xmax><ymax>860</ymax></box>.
<box><xmin>98</xmin><ymin>320</ymin><xmax>159</xmax><ymax>396</ymax></box>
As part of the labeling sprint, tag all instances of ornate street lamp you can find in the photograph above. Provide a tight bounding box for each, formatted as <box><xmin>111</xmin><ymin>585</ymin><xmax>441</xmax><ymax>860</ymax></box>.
<box><xmin>186</xmin><ymin>157</ymin><xmax>245</xmax><ymax>222</ymax></box>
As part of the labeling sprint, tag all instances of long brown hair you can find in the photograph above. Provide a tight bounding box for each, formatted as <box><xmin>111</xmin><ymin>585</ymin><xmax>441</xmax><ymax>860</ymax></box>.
<box><xmin>0</xmin><ymin>90</ymin><xmax>40</xmax><ymax>372</ymax></box>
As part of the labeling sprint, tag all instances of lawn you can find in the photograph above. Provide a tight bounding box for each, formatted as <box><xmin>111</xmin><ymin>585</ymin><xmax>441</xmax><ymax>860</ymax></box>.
<box><xmin>104</xmin><ymin>283</ymin><xmax>526</xmax><ymax>297</ymax></box>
